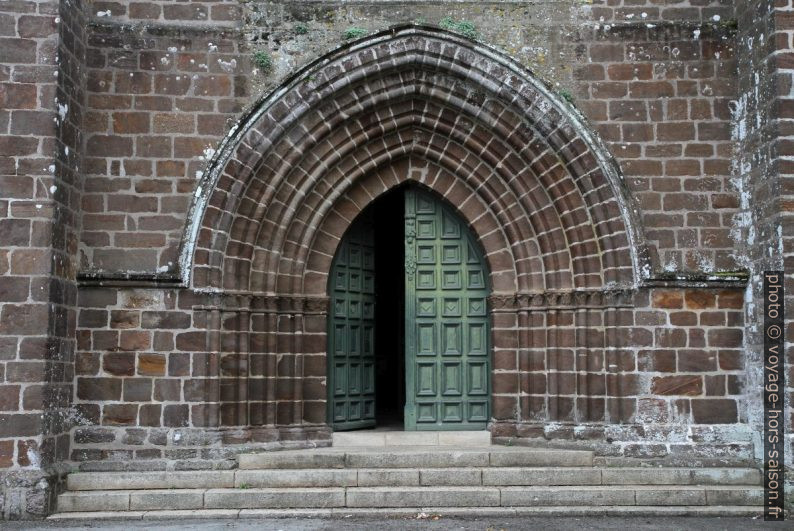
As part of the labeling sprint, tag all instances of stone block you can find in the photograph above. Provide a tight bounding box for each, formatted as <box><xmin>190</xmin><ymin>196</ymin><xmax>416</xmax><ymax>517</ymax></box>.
<box><xmin>130</xmin><ymin>489</ymin><xmax>205</xmax><ymax>510</ymax></box>
<box><xmin>239</xmin><ymin>509</ymin><xmax>333</xmax><ymax>518</ymax></box>
<box><xmin>356</xmin><ymin>469</ymin><xmax>419</xmax><ymax>486</ymax></box>
<box><xmin>419</xmin><ymin>468</ymin><xmax>481</xmax><ymax>486</ymax></box>
<box><xmin>500</xmin><ymin>486</ymin><xmax>635</xmax><ymax>507</ymax></box>
<box><xmin>705</xmin><ymin>487</ymin><xmax>763</xmax><ymax>505</ymax></box>
<box><xmin>345</xmin><ymin>450</ymin><xmax>489</xmax><ymax>468</ymax></box>
<box><xmin>204</xmin><ymin>488</ymin><xmax>345</xmax><ymax>509</ymax></box>
<box><xmin>57</xmin><ymin>491</ymin><xmax>130</xmax><ymax>512</ymax></box>
<box><xmin>437</xmin><ymin>431</ymin><xmax>491</xmax><ymax>446</ymax></box>
<box><xmin>601</xmin><ymin>468</ymin><xmax>691</xmax><ymax>485</ymax></box>
<box><xmin>691</xmin><ymin>468</ymin><xmax>761</xmax><ymax>486</ymax></box>
<box><xmin>483</xmin><ymin>467</ymin><xmax>601</xmax><ymax>486</ymax></box>
<box><xmin>634</xmin><ymin>487</ymin><xmax>706</xmax><ymax>506</ymax></box>
<box><xmin>238</xmin><ymin>451</ymin><xmax>345</xmax><ymax>470</ymax></box>
<box><xmin>346</xmin><ymin>486</ymin><xmax>500</xmax><ymax>508</ymax></box>
<box><xmin>49</xmin><ymin>511</ymin><xmax>146</xmax><ymax>520</ymax></box>
<box><xmin>234</xmin><ymin>469</ymin><xmax>357</xmax><ymax>488</ymax></box>
<box><xmin>143</xmin><ymin>509</ymin><xmax>240</xmax><ymax>520</ymax></box>
<box><xmin>67</xmin><ymin>471</ymin><xmax>234</xmax><ymax>490</ymax></box>
<box><xmin>332</xmin><ymin>432</ymin><xmax>386</xmax><ymax>446</ymax></box>
<box><xmin>489</xmin><ymin>449</ymin><xmax>593</xmax><ymax>467</ymax></box>
<box><xmin>383</xmin><ymin>432</ymin><xmax>437</xmax><ymax>446</ymax></box>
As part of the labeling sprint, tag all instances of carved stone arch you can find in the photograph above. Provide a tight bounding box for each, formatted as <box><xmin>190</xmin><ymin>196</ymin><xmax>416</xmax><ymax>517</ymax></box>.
<box><xmin>181</xmin><ymin>25</ymin><xmax>649</xmax><ymax>295</ymax></box>
<box><xmin>302</xmin><ymin>157</ymin><xmax>520</xmax><ymax>297</ymax></box>
<box><xmin>176</xmin><ymin>25</ymin><xmax>651</xmax><ymax>435</ymax></box>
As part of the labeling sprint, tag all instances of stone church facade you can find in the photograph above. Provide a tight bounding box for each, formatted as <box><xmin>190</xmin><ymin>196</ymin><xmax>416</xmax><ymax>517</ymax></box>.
<box><xmin>0</xmin><ymin>0</ymin><xmax>790</xmax><ymax>519</ymax></box>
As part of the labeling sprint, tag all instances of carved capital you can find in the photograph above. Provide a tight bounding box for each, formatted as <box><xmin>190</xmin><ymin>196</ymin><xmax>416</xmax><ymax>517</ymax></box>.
<box><xmin>488</xmin><ymin>293</ymin><xmax>517</xmax><ymax>310</ymax></box>
<box><xmin>491</xmin><ymin>290</ymin><xmax>636</xmax><ymax>311</ymax></box>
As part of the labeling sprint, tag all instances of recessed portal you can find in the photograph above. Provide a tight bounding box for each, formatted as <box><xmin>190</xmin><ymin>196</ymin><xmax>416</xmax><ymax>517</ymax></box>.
<box><xmin>327</xmin><ymin>184</ymin><xmax>491</xmax><ymax>431</ymax></box>
<box><xmin>372</xmin><ymin>189</ymin><xmax>406</xmax><ymax>428</ymax></box>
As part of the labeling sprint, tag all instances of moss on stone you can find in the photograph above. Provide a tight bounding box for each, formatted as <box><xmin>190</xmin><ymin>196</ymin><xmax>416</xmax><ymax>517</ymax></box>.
<box><xmin>439</xmin><ymin>17</ymin><xmax>477</xmax><ymax>40</ymax></box>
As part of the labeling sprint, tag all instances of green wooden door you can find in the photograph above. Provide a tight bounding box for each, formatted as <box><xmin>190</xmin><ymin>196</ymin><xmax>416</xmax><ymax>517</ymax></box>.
<box><xmin>404</xmin><ymin>188</ymin><xmax>491</xmax><ymax>430</ymax></box>
<box><xmin>327</xmin><ymin>212</ymin><xmax>377</xmax><ymax>431</ymax></box>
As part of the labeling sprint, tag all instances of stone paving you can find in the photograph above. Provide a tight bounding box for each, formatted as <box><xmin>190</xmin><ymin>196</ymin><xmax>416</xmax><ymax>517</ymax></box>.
<box><xmin>4</xmin><ymin>515</ymin><xmax>791</xmax><ymax>531</ymax></box>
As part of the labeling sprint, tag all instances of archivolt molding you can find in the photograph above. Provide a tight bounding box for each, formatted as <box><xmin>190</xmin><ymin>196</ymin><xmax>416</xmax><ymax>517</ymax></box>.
<box><xmin>180</xmin><ymin>25</ymin><xmax>649</xmax><ymax>296</ymax></box>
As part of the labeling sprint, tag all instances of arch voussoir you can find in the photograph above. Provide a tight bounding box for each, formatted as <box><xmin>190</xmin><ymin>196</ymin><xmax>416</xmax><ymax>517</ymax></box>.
<box><xmin>184</xmin><ymin>26</ymin><xmax>647</xmax><ymax>299</ymax></box>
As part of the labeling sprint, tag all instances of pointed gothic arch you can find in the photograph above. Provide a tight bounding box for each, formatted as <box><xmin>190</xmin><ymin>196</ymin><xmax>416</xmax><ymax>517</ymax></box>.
<box><xmin>180</xmin><ymin>25</ymin><xmax>649</xmax><ymax>297</ymax></box>
<box><xmin>176</xmin><ymin>25</ymin><xmax>650</xmax><ymax>435</ymax></box>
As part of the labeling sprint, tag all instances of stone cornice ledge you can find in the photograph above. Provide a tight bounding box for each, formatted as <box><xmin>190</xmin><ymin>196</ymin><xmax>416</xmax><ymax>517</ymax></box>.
<box><xmin>77</xmin><ymin>271</ymin><xmax>184</xmax><ymax>289</ymax></box>
<box><xmin>641</xmin><ymin>270</ymin><xmax>749</xmax><ymax>289</ymax></box>
<box><xmin>76</xmin><ymin>270</ymin><xmax>749</xmax><ymax>292</ymax></box>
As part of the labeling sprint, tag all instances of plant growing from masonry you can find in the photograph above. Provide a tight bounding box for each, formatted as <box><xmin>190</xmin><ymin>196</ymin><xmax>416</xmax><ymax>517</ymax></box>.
<box><xmin>295</xmin><ymin>23</ymin><xmax>309</xmax><ymax>35</ymax></box>
<box><xmin>343</xmin><ymin>27</ymin><xmax>368</xmax><ymax>40</ymax></box>
<box><xmin>559</xmin><ymin>89</ymin><xmax>575</xmax><ymax>104</ymax></box>
<box><xmin>253</xmin><ymin>50</ymin><xmax>273</xmax><ymax>73</ymax></box>
<box><xmin>439</xmin><ymin>17</ymin><xmax>477</xmax><ymax>39</ymax></box>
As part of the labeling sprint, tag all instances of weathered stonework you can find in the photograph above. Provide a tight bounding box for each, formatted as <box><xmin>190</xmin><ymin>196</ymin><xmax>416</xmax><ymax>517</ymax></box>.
<box><xmin>0</xmin><ymin>0</ymin><xmax>791</xmax><ymax>519</ymax></box>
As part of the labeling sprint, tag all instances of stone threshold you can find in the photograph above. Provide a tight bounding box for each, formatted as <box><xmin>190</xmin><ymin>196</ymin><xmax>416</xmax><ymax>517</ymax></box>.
<box><xmin>331</xmin><ymin>430</ymin><xmax>491</xmax><ymax>447</ymax></box>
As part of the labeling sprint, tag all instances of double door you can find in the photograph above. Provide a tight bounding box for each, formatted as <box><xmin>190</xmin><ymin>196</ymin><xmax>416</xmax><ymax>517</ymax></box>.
<box><xmin>328</xmin><ymin>187</ymin><xmax>490</xmax><ymax>431</ymax></box>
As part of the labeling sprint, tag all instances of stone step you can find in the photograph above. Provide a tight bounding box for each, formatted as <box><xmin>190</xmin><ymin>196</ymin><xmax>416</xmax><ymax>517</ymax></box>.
<box><xmin>48</xmin><ymin>505</ymin><xmax>765</xmax><ymax>520</ymax></box>
<box><xmin>237</xmin><ymin>446</ymin><xmax>595</xmax><ymax>469</ymax></box>
<box><xmin>56</xmin><ymin>485</ymin><xmax>763</xmax><ymax>512</ymax></box>
<box><xmin>68</xmin><ymin>471</ymin><xmax>236</xmax><ymax>491</ymax></box>
<box><xmin>66</xmin><ymin>467</ymin><xmax>761</xmax><ymax>491</ymax></box>
<box><xmin>331</xmin><ymin>430</ymin><xmax>491</xmax><ymax>447</ymax></box>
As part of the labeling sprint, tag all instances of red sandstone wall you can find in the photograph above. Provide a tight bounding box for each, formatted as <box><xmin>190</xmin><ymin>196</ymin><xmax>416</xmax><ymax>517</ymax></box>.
<box><xmin>63</xmin><ymin>1</ymin><xmax>754</xmax><ymax>467</ymax></box>
<box><xmin>75</xmin><ymin>1</ymin><xmax>741</xmax><ymax>276</ymax></box>
<box><xmin>0</xmin><ymin>0</ymin><xmax>87</xmax><ymax>518</ymax></box>
<box><xmin>731</xmin><ymin>0</ymin><xmax>793</xmax><ymax>468</ymax></box>
<box><xmin>1</xmin><ymin>0</ymin><xmax>784</xmax><ymax>501</ymax></box>
<box><xmin>80</xmin><ymin>23</ymin><xmax>249</xmax><ymax>274</ymax></box>
<box><xmin>69</xmin><ymin>283</ymin><xmax>748</xmax><ymax>465</ymax></box>
<box><xmin>774</xmin><ymin>1</ymin><xmax>794</xmax><ymax>462</ymax></box>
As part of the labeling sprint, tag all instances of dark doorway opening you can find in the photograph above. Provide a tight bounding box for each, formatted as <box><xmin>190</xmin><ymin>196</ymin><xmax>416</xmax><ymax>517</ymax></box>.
<box><xmin>372</xmin><ymin>188</ymin><xmax>405</xmax><ymax>428</ymax></box>
<box><xmin>327</xmin><ymin>183</ymin><xmax>491</xmax><ymax>432</ymax></box>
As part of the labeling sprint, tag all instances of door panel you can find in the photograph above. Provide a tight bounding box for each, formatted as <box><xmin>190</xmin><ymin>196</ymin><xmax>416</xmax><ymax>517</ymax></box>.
<box><xmin>404</xmin><ymin>187</ymin><xmax>491</xmax><ymax>430</ymax></box>
<box><xmin>327</xmin><ymin>212</ymin><xmax>377</xmax><ymax>431</ymax></box>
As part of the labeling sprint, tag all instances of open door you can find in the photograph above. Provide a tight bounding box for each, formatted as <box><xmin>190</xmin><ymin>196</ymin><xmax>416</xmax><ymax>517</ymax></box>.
<box><xmin>327</xmin><ymin>186</ymin><xmax>490</xmax><ymax>432</ymax></box>
<box><xmin>403</xmin><ymin>187</ymin><xmax>491</xmax><ymax>430</ymax></box>
<box><xmin>327</xmin><ymin>211</ymin><xmax>377</xmax><ymax>431</ymax></box>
